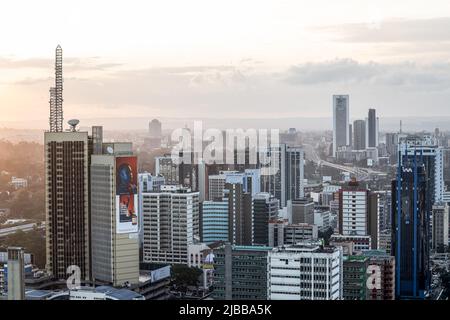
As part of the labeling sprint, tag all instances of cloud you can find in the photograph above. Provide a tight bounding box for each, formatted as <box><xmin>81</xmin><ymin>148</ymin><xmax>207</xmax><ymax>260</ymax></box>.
<box><xmin>316</xmin><ymin>17</ymin><xmax>450</xmax><ymax>43</ymax></box>
<box><xmin>0</xmin><ymin>56</ymin><xmax>122</xmax><ymax>71</ymax></box>
<box><xmin>284</xmin><ymin>59</ymin><xmax>450</xmax><ymax>90</ymax></box>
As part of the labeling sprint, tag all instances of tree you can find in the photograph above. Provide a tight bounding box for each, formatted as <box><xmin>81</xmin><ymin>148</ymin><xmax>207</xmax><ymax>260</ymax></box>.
<box><xmin>171</xmin><ymin>264</ymin><xmax>203</xmax><ymax>289</ymax></box>
<box><xmin>0</xmin><ymin>229</ymin><xmax>46</xmax><ymax>268</ymax></box>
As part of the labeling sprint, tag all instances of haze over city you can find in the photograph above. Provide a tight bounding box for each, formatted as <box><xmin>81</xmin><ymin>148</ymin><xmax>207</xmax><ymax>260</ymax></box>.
<box><xmin>2</xmin><ymin>0</ymin><xmax>450</xmax><ymax>130</ymax></box>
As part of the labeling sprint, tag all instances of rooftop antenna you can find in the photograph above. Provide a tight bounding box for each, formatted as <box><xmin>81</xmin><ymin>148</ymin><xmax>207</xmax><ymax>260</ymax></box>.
<box><xmin>49</xmin><ymin>45</ymin><xmax>63</xmax><ymax>132</ymax></box>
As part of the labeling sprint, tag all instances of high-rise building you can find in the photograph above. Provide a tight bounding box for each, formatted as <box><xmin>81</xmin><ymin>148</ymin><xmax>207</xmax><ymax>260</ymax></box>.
<box><xmin>399</xmin><ymin>135</ymin><xmax>444</xmax><ymax>203</ymax></box>
<box><xmin>261</xmin><ymin>144</ymin><xmax>304</xmax><ymax>208</ymax></box>
<box><xmin>45</xmin><ymin>45</ymin><xmax>91</xmax><ymax>282</ymax></box>
<box><xmin>90</xmin><ymin>143</ymin><xmax>140</xmax><ymax>286</ymax></box>
<box><xmin>338</xmin><ymin>180</ymin><xmax>379</xmax><ymax>249</ymax></box>
<box><xmin>142</xmin><ymin>186</ymin><xmax>199</xmax><ymax>265</ymax></box>
<box><xmin>432</xmin><ymin>202</ymin><xmax>449</xmax><ymax>251</ymax></box>
<box><xmin>252</xmin><ymin>193</ymin><xmax>279</xmax><ymax>245</ymax></box>
<box><xmin>225</xmin><ymin>182</ymin><xmax>253</xmax><ymax>246</ymax></box>
<box><xmin>45</xmin><ymin>129</ymin><xmax>91</xmax><ymax>281</ymax></box>
<box><xmin>7</xmin><ymin>247</ymin><xmax>25</xmax><ymax>300</ymax></box>
<box><xmin>213</xmin><ymin>244</ymin><xmax>271</xmax><ymax>300</ymax></box>
<box><xmin>349</xmin><ymin>123</ymin><xmax>353</xmax><ymax>149</ymax></box>
<box><xmin>332</xmin><ymin>95</ymin><xmax>350</xmax><ymax>157</ymax></box>
<box><xmin>201</xmin><ymin>200</ymin><xmax>229</xmax><ymax>245</ymax></box>
<box><xmin>343</xmin><ymin>255</ymin><xmax>369</xmax><ymax>300</ymax></box>
<box><xmin>392</xmin><ymin>151</ymin><xmax>431</xmax><ymax>299</ymax></box>
<box><xmin>367</xmin><ymin>109</ymin><xmax>377</xmax><ymax>148</ymax></box>
<box><xmin>353</xmin><ymin>120</ymin><xmax>366</xmax><ymax>151</ymax></box>
<box><xmin>286</xmin><ymin>147</ymin><xmax>305</xmax><ymax>204</ymax></box>
<box><xmin>268</xmin><ymin>243</ymin><xmax>343</xmax><ymax>300</ymax></box>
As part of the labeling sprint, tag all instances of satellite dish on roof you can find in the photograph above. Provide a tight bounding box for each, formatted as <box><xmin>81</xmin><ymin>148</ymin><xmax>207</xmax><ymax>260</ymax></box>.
<box><xmin>68</xmin><ymin>119</ymin><xmax>80</xmax><ymax>132</ymax></box>
<box><xmin>106</xmin><ymin>146</ymin><xmax>114</xmax><ymax>154</ymax></box>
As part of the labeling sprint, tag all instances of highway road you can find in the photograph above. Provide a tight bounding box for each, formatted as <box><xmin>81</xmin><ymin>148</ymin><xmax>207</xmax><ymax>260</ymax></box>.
<box><xmin>303</xmin><ymin>144</ymin><xmax>385</xmax><ymax>181</ymax></box>
<box><xmin>0</xmin><ymin>222</ymin><xmax>45</xmax><ymax>237</ymax></box>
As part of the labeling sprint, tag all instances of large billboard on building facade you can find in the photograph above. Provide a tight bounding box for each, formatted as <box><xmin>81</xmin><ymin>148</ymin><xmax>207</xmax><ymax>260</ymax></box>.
<box><xmin>116</xmin><ymin>156</ymin><xmax>138</xmax><ymax>234</ymax></box>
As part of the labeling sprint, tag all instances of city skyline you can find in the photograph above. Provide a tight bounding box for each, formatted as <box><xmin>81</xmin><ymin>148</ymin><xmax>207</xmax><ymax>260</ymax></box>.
<box><xmin>2</xmin><ymin>1</ymin><xmax>450</xmax><ymax>127</ymax></box>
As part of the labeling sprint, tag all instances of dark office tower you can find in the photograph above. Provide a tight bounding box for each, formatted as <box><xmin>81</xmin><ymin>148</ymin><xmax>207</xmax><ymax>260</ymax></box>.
<box><xmin>391</xmin><ymin>153</ymin><xmax>430</xmax><ymax>299</ymax></box>
<box><xmin>368</xmin><ymin>109</ymin><xmax>377</xmax><ymax>148</ymax></box>
<box><xmin>332</xmin><ymin>95</ymin><xmax>349</xmax><ymax>157</ymax></box>
<box><xmin>253</xmin><ymin>193</ymin><xmax>279</xmax><ymax>245</ymax></box>
<box><xmin>225</xmin><ymin>183</ymin><xmax>253</xmax><ymax>246</ymax></box>
<box><xmin>286</xmin><ymin>147</ymin><xmax>304</xmax><ymax>204</ymax></box>
<box><xmin>45</xmin><ymin>127</ymin><xmax>92</xmax><ymax>281</ymax></box>
<box><xmin>353</xmin><ymin>120</ymin><xmax>366</xmax><ymax>151</ymax></box>
<box><xmin>260</xmin><ymin>144</ymin><xmax>304</xmax><ymax>208</ymax></box>
<box><xmin>45</xmin><ymin>47</ymin><xmax>91</xmax><ymax>281</ymax></box>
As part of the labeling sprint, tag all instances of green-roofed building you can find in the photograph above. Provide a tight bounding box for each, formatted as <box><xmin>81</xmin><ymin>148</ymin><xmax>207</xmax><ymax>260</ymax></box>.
<box><xmin>343</xmin><ymin>255</ymin><xmax>369</xmax><ymax>300</ymax></box>
<box><xmin>213</xmin><ymin>244</ymin><xmax>272</xmax><ymax>300</ymax></box>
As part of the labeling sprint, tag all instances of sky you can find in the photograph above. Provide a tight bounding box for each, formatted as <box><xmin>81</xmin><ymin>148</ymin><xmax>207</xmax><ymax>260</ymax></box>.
<box><xmin>1</xmin><ymin>0</ymin><xmax>450</xmax><ymax>129</ymax></box>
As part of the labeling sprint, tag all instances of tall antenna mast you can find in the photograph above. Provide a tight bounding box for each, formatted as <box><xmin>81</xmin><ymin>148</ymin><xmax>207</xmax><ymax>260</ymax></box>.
<box><xmin>49</xmin><ymin>45</ymin><xmax>63</xmax><ymax>132</ymax></box>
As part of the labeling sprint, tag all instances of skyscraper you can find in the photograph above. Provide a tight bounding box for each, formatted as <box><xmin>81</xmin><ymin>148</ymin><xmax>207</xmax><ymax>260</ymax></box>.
<box><xmin>225</xmin><ymin>182</ymin><xmax>253</xmax><ymax>246</ymax></box>
<box><xmin>45</xmin><ymin>48</ymin><xmax>91</xmax><ymax>281</ymax></box>
<box><xmin>90</xmin><ymin>142</ymin><xmax>140</xmax><ymax>287</ymax></box>
<box><xmin>367</xmin><ymin>108</ymin><xmax>377</xmax><ymax>148</ymax></box>
<box><xmin>332</xmin><ymin>95</ymin><xmax>350</xmax><ymax>157</ymax></box>
<box><xmin>353</xmin><ymin>120</ymin><xmax>366</xmax><ymax>151</ymax></box>
<box><xmin>45</xmin><ymin>128</ymin><xmax>91</xmax><ymax>281</ymax></box>
<box><xmin>252</xmin><ymin>193</ymin><xmax>279</xmax><ymax>245</ymax></box>
<box><xmin>392</xmin><ymin>151</ymin><xmax>431</xmax><ymax>299</ymax></box>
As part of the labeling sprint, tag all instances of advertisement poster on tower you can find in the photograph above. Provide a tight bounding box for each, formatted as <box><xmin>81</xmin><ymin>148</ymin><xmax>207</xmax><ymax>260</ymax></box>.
<box><xmin>115</xmin><ymin>156</ymin><xmax>138</xmax><ymax>234</ymax></box>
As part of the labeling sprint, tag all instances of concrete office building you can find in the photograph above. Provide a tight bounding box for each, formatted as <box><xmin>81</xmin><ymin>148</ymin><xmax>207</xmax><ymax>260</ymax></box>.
<box><xmin>268</xmin><ymin>219</ymin><xmax>318</xmax><ymax>247</ymax></box>
<box><xmin>253</xmin><ymin>193</ymin><xmax>279</xmax><ymax>245</ymax></box>
<box><xmin>213</xmin><ymin>244</ymin><xmax>271</xmax><ymax>300</ymax></box>
<box><xmin>90</xmin><ymin>141</ymin><xmax>140</xmax><ymax>287</ymax></box>
<box><xmin>332</xmin><ymin>95</ymin><xmax>350</xmax><ymax>157</ymax></box>
<box><xmin>338</xmin><ymin>180</ymin><xmax>379</xmax><ymax>249</ymax></box>
<box><xmin>268</xmin><ymin>243</ymin><xmax>343</xmax><ymax>300</ymax></box>
<box><xmin>290</xmin><ymin>197</ymin><xmax>314</xmax><ymax>225</ymax></box>
<box><xmin>142</xmin><ymin>186</ymin><xmax>199</xmax><ymax>265</ymax></box>
<box><xmin>45</xmin><ymin>129</ymin><xmax>91</xmax><ymax>281</ymax></box>
<box><xmin>201</xmin><ymin>200</ymin><xmax>229</xmax><ymax>245</ymax></box>
<box><xmin>7</xmin><ymin>247</ymin><xmax>25</xmax><ymax>300</ymax></box>
<box><xmin>432</xmin><ymin>202</ymin><xmax>449</xmax><ymax>251</ymax></box>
